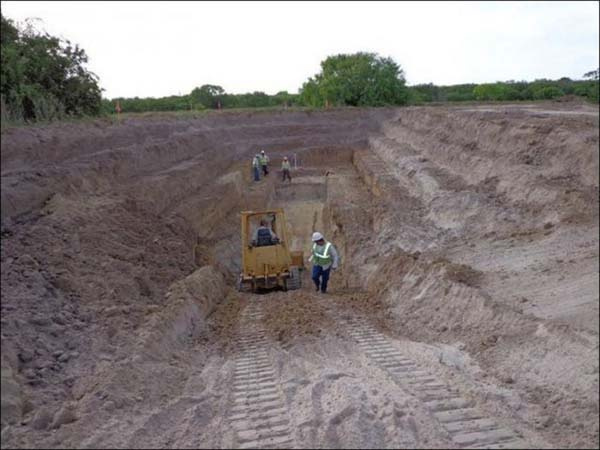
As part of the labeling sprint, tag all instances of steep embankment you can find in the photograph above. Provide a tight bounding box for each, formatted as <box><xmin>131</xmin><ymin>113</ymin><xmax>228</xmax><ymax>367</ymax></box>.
<box><xmin>326</xmin><ymin>104</ymin><xmax>599</xmax><ymax>448</ymax></box>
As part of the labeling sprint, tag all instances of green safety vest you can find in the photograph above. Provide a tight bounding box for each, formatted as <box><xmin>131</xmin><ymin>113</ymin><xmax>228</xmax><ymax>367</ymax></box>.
<box><xmin>282</xmin><ymin>161</ymin><xmax>291</xmax><ymax>170</ymax></box>
<box><xmin>312</xmin><ymin>242</ymin><xmax>332</xmax><ymax>266</ymax></box>
<box><xmin>260</xmin><ymin>155</ymin><xmax>269</xmax><ymax>165</ymax></box>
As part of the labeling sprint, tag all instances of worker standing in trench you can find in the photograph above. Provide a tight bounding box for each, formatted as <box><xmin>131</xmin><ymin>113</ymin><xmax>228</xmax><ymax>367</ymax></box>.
<box><xmin>309</xmin><ymin>232</ymin><xmax>339</xmax><ymax>294</ymax></box>
<box><xmin>252</xmin><ymin>154</ymin><xmax>261</xmax><ymax>182</ymax></box>
<box><xmin>281</xmin><ymin>156</ymin><xmax>292</xmax><ymax>183</ymax></box>
<box><xmin>260</xmin><ymin>150</ymin><xmax>270</xmax><ymax>176</ymax></box>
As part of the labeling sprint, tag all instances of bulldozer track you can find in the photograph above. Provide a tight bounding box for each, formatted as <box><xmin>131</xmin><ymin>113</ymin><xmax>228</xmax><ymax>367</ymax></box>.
<box><xmin>344</xmin><ymin>318</ymin><xmax>530</xmax><ymax>449</ymax></box>
<box><xmin>228</xmin><ymin>302</ymin><xmax>295</xmax><ymax>449</ymax></box>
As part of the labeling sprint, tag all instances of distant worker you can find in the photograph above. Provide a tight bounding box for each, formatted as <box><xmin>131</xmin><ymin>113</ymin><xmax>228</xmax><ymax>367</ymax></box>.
<box><xmin>252</xmin><ymin>154</ymin><xmax>261</xmax><ymax>182</ymax></box>
<box><xmin>251</xmin><ymin>220</ymin><xmax>279</xmax><ymax>247</ymax></box>
<box><xmin>260</xmin><ymin>150</ymin><xmax>270</xmax><ymax>176</ymax></box>
<box><xmin>309</xmin><ymin>232</ymin><xmax>339</xmax><ymax>294</ymax></box>
<box><xmin>281</xmin><ymin>156</ymin><xmax>292</xmax><ymax>183</ymax></box>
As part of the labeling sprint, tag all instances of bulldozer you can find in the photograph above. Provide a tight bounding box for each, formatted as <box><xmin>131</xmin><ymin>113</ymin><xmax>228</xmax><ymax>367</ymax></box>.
<box><xmin>238</xmin><ymin>209</ymin><xmax>304</xmax><ymax>292</ymax></box>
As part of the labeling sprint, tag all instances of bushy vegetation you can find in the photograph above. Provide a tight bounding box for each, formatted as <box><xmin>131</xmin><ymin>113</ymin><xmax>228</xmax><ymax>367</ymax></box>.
<box><xmin>221</xmin><ymin>91</ymin><xmax>299</xmax><ymax>108</ymax></box>
<box><xmin>102</xmin><ymin>95</ymin><xmax>192</xmax><ymax>114</ymax></box>
<box><xmin>0</xmin><ymin>14</ymin><xmax>102</xmax><ymax>122</ymax></box>
<box><xmin>101</xmin><ymin>87</ymin><xmax>301</xmax><ymax>115</ymax></box>
<box><xmin>471</xmin><ymin>78</ymin><xmax>598</xmax><ymax>102</ymax></box>
<box><xmin>409</xmin><ymin>75</ymin><xmax>599</xmax><ymax>104</ymax></box>
<box><xmin>408</xmin><ymin>83</ymin><xmax>477</xmax><ymax>103</ymax></box>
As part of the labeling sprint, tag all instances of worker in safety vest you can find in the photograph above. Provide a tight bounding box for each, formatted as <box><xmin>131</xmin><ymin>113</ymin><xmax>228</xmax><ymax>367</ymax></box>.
<box><xmin>252</xmin><ymin>154</ymin><xmax>261</xmax><ymax>182</ymax></box>
<box><xmin>260</xmin><ymin>150</ymin><xmax>270</xmax><ymax>176</ymax></box>
<box><xmin>309</xmin><ymin>232</ymin><xmax>339</xmax><ymax>294</ymax></box>
<box><xmin>281</xmin><ymin>156</ymin><xmax>292</xmax><ymax>183</ymax></box>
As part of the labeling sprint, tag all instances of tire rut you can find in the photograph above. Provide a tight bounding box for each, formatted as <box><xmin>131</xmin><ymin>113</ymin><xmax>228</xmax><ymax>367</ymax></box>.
<box><xmin>343</xmin><ymin>317</ymin><xmax>531</xmax><ymax>449</ymax></box>
<box><xmin>227</xmin><ymin>301</ymin><xmax>295</xmax><ymax>449</ymax></box>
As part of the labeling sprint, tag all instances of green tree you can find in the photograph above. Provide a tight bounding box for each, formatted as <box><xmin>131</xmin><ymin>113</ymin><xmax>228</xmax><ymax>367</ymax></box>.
<box><xmin>300</xmin><ymin>52</ymin><xmax>409</xmax><ymax>107</ymax></box>
<box><xmin>190</xmin><ymin>84</ymin><xmax>225</xmax><ymax>109</ymax></box>
<box><xmin>299</xmin><ymin>78</ymin><xmax>320</xmax><ymax>106</ymax></box>
<box><xmin>1</xmin><ymin>14</ymin><xmax>102</xmax><ymax>121</ymax></box>
<box><xmin>275</xmin><ymin>90</ymin><xmax>293</xmax><ymax>106</ymax></box>
<box><xmin>583</xmin><ymin>68</ymin><xmax>599</xmax><ymax>80</ymax></box>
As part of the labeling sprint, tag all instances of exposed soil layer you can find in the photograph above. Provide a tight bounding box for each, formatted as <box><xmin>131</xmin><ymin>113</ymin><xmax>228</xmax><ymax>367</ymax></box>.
<box><xmin>1</xmin><ymin>103</ymin><xmax>598</xmax><ymax>449</ymax></box>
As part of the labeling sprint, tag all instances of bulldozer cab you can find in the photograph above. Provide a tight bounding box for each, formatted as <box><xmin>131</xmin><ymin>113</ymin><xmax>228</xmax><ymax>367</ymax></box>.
<box><xmin>239</xmin><ymin>209</ymin><xmax>303</xmax><ymax>292</ymax></box>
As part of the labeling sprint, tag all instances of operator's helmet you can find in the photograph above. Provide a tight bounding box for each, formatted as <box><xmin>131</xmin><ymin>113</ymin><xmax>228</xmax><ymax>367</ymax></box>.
<box><xmin>283</xmin><ymin>156</ymin><xmax>288</xmax><ymax>160</ymax></box>
<box><xmin>312</xmin><ymin>232</ymin><xmax>324</xmax><ymax>242</ymax></box>
<box><xmin>261</xmin><ymin>150</ymin><xmax>265</xmax><ymax>154</ymax></box>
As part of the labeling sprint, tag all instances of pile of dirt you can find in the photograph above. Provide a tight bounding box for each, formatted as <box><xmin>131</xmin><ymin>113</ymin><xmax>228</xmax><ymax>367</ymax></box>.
<box><xmin>260</xmin><ymin>290</ymin><xmax>338</xmax><ymax>344</ymax></box>
<box><xmin>431</xmin><ymin>257</ymin><xmax>483</xmax><ymax>287</ymax></box>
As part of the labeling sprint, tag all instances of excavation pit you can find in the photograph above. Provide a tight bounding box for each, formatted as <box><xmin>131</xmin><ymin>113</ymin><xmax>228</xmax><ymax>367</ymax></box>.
<box><xmin>1</xmin><ymin>104</ymin><xmax>598</xmax><ymax>449</ymax></box>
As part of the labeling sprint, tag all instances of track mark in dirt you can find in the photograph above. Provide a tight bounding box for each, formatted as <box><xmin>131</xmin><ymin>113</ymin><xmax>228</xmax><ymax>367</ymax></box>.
<box><xmin>344</xmin><ymin>318</ymin><xmax>530</xmax><ymax>449</ymax></box>
<box><xmin>228</xmin><ymin>301</ymin><xmax>295</xmax><ymax>449</ymax></box>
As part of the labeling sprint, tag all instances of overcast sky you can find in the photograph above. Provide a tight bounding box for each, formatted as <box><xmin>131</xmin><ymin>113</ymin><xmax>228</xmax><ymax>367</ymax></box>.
<box><xmin>2</xmin><ymin>1</ymin><xmax>598</xmax><ymax>99</ymax></box>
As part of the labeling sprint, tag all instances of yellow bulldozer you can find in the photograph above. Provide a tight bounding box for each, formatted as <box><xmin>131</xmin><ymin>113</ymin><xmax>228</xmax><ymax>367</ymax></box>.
<box><xmin>238</xmin><ymin>209</ymin><xmax>304</xmax><ymax>292</ymax></box>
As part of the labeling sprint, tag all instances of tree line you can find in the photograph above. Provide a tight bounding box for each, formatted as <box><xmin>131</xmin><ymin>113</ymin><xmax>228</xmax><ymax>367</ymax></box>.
<box><xmin>1</xmin><ymin>12</ymin><xmax>598</xmax><ymax>124</ymax></box>
<box><xmin>410</xmin><ymin>76</ymin><xmax>599</xmax><ymax>104</ymax></box>
<box><xmin>102</xmin><ymin>86</ymin><xmax>299</xmax><ymax>114</ymax></box>
<box><xmin>108</xmin><ymin>68</ymin><xmax>598</xmax><ymax>114</ymax></box>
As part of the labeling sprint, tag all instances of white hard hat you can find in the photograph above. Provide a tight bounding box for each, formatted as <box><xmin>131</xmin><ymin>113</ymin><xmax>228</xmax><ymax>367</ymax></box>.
<box><xmin>312</xmin><ymin>232</ymin><xmax>324</xmax><ymax>242</ymax></box>
<box><xmin>261</xmin><ymin>150</ymin><xmax>265</xmax><ymax>154</ymax></box>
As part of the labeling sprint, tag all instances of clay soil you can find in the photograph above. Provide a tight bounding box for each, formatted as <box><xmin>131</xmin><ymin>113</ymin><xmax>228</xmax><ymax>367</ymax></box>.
<box><xmin>1</xmin><ymin>102</ymin><xmax>598</xmax><ymax>449</ymax></box>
